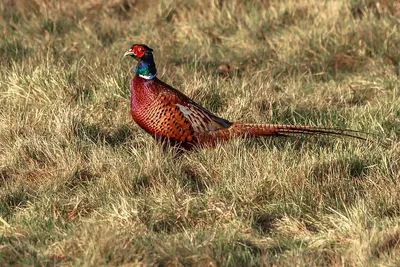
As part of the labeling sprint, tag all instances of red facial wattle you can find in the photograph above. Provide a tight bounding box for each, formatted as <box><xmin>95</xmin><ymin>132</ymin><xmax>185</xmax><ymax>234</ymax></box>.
<box><xmin>133</xmin><ymin>46</ymin><xmax>145</xmax><ymax>58</ymax></box>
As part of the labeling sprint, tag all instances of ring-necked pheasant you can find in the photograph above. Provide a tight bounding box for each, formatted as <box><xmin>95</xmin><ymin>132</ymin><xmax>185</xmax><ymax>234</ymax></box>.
<box><xmin>124</xmin><ymin>44</ymin><xmax>367</xmax><ymax>150</ymax></box>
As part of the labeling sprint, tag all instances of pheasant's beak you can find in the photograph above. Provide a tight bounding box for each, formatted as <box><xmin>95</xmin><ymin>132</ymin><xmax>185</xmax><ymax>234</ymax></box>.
<box><xmin>123</xmin><ymin>49</ymin><xmax>136</xmax><ymax>58</ymax></box>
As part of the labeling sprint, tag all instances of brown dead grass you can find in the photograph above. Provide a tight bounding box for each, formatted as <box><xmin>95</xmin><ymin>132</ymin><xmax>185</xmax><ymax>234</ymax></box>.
<box><xmin>0</xmin><ymin>0</ymin><xmax>399</xmax><ymax>266</ymax></box>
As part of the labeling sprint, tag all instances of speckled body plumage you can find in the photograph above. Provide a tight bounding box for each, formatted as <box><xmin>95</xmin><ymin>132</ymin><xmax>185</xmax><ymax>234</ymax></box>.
<box><xmin>130</xmin><ymin>75</ymin><xmax>235</xmax><ymax>149</ymax></box>
<box><xmin>125</xmin><ymin>44</ymin><xmax>366</xmax><ymax>150</ymax></box>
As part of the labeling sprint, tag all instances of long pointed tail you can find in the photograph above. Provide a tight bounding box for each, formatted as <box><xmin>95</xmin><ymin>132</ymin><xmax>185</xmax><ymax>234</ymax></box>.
<box><xmin>229</xmin><ymin>122</ymin><xmax>369</xmax><ymax>141</ymax></box>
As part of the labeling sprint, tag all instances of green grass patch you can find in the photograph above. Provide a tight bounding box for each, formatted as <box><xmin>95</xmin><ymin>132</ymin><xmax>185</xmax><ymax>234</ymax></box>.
<box><xmin>0</xmin><ymin>0</ymin><xmax>399</xmax><ymax>266</ymax></box>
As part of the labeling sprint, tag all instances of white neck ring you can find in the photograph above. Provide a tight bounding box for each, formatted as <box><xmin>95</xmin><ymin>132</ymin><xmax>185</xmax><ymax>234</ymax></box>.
<box><xmin>139</xmin><ymin>73</ymin><xmax>157</xmax><ymax>80</ymax></box>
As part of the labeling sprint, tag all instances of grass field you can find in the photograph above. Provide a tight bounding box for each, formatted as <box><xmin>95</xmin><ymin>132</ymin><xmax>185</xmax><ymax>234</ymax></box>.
<box><xmin>1</xmin><ymin>0</ymin><xmax>400</xmax><ymax>265</ymax></box>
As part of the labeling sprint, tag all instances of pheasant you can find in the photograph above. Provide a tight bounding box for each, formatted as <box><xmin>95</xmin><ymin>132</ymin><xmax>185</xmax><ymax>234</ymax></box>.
<box><xmin>124</xmin><ymin>44</ymin><xmax>367</xmax><ymax>150</ymax></box>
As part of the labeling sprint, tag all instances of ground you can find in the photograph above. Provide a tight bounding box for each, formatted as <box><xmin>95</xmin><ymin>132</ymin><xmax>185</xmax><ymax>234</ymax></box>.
<box><xmin>0</xmin><ymin>0</ymin><xmax>399</xmax><ymax>266</ymax></box>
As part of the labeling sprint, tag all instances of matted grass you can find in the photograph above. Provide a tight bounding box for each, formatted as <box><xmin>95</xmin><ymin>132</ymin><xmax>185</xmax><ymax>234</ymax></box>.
<box><xmin>0</xmin><ymin>0</ymin><xmax>399</xmax><ymax>266</ymax></box>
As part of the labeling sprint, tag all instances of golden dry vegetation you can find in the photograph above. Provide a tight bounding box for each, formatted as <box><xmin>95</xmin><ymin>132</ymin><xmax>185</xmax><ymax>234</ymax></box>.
<box><xmin>0</xmin><ymin>0</ymin><xmax>399</xmax><ymax>266</ymax></box>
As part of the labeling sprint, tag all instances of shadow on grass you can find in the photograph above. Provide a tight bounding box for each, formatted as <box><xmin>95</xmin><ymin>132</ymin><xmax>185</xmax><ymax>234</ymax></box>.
<box><xmin>311</xmin><ymin>157</ymin><xmax>369</xmax><ymax>181</ymax></box>
<box><xmin>0</xmin><ymin>186</ymin><xmax>35</xmax><ymax>220</ymax></box>
<box><xmin>0</xmin><ymin>40</ymin><xmax>30</xmax><ymax>66</ymax></box>
<box><xmin>41</xmin><ymin>17</ymin><xmax>74</xmax><ymax>36</ymax></box>
<box><xmin>372</xmin><ymin>228</ymin><xmax>400</xmax><ymax>259</ymax></box>
<box><xmin>252</xmin><ymin>212</ymin><xmax>281</xmax><ymax>235</ymax></box>
<box><xmin>180</xmin><ymin>164</ymin><xmax>209</xmax><ymax>194</ymax></box>
<box><xmin>0</xmin><ymin>235</ymin><xmax>45</xmax><ymax>266</ymax></box>
<box><xmin>65</xmin><ymin>167</ymin><xmax>101</xmax><ymax>191</ymax></box>
<box><xmin>73</xmin><ymin>121</ymin><xmax>134</xmax><ymax>147</ymax></box>
<box><xmin>138</xmin><ymin>232</ymin><xmax>263</xmax><ymax>266</ymax></box>
<box><xmin>151</xmin><ymin>219</ymin><xmax>177</xmax><ymax>234</ymax></box>
<box><xmin>309</xmin><ymin>156</ymin><xmax>372</xmax><ymax>207</ymax></box>
<box><xmin>138</xmin><ymin>207</ymin><xmax>182</xmax><ymax>234</ymax></box>
<box><xmin>0</xmin><ymin>168</ymin><xmax>12</xmax><ymax>182</ymax></box>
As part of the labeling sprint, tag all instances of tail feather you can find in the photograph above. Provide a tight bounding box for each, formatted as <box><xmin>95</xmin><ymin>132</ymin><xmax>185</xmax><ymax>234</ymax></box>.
<box><xmin>230</xmin><ymin>122</ymin><xmax>369</xmax><ymax>141</ymax></box>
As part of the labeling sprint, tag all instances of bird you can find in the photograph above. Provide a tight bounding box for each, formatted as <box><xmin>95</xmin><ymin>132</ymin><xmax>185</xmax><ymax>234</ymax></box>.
<box><xmin>124</xmin><ymin>44</ymin><xmax>367</xmax><ymax>150</ymax></box>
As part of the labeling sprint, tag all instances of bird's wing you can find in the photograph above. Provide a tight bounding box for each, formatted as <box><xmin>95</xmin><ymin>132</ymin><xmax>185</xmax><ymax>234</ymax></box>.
<box><xmin>174</xmin><ymin>101</ymin><xmax>231</xmax><ymax>133</ymax></box>
<box><xmin>156</xmin><ymin>79</ymin><xmax>232</xmax><ymax>132</ymax></box>
<box><xmin>148</xmin><ymin>91</ymin><xmax>231</xmax><ymax>136</ymax></box>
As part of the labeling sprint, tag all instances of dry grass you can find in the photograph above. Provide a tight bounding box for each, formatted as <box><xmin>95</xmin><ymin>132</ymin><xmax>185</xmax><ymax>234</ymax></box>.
<box><xmin>0</xmin><ymin>0</ymin><xmax>399</xmax><ymax>266</ymax></box>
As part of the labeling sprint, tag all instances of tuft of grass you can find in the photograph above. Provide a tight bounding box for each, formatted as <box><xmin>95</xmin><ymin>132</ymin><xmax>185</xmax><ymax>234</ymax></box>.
<box><xmin>0</xmin><ymin>40</ymin><xmax>30</xmax><ymax>65</ymax></box>
<box><xmin>0</xmin><ymin>0</ymin><xmax>399</xmax><ymax>266</ymax></box>
<box><xmin>41</xmin><ymin>17</ymin><xmax>74</xmax><ymax>36</ymax></box>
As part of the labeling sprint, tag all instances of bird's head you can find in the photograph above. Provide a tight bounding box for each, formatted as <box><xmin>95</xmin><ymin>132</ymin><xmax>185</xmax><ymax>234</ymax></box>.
<box><xmin>124</xmin><ymin>44</ymin><xmax>154</xmax><ymax>61</ymax></box>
